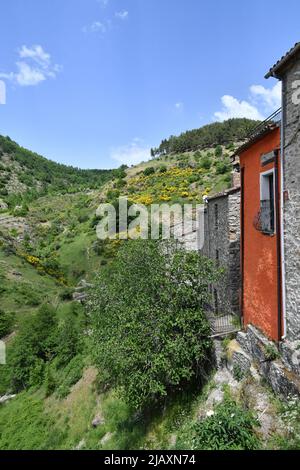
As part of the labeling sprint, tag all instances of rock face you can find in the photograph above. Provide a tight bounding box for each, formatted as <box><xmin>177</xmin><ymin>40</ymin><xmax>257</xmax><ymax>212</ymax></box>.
<box><xmin>267</xmin><ymin>361</ymin><xmax>300</xmax><ymax>397</ymax></box>
<box><xmin>227</xmin><ymin>339</ymin><xmax>252</xmax><ymax>376</ymax></box>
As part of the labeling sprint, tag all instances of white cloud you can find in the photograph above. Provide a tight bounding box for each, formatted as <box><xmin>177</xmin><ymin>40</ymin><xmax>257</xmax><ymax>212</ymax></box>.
<box><xmin>115</xmin><ymin>10</ymin><xmax>129</xmax><ymax>20</ymax></box>
<box><xmin>250</xmin><ymin>82</ymin><xmax>281</xmax><ymax>114</ymax></box>
<box><xmin>214</xmin><ymin>82</ymin><xmax>281</xmax><ymax>121</ymax></box>
<box><xmin>111</xmin><ymin>139</ymin><xmax>151</xmax><ymax>166</ymax></box>
<box><xmin>97</xmin><ymin>0</ymin><xmax>109</xmax><ymax>6</ymax></box>
<box><xmin>0</xmin><ymin>80</ymin><xmax>6</xmax><ymax>104</ymax></box>
<box><xmin>0</xmin><ymin>45</ymin><xmax>61</xmax><ymax>87</ymax></box>
<box><xmin>82</xmin><ymin>21</ymin><xmax>108</xmax><ymax>33</ymax></box>
<box><xmin>19</xmin><ymin>45</ymin><xmax>50</xmax><ymax>67</ymax></box>
<box><xmin>175</xmin><ymin>102</ymin><xmax>184</xmax><ymax>110</ymax></box>
<box><xmin>214</xmin><ymin>95</ymin><xmax>264</xmax><ymax>121</ymax></box>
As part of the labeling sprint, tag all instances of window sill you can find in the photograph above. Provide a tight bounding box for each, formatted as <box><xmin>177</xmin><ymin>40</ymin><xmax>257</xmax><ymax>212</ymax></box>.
<box><xmin>261</xmin><ymin>230</ymin><xmax>275</xmax><ymax>237</ymax></box>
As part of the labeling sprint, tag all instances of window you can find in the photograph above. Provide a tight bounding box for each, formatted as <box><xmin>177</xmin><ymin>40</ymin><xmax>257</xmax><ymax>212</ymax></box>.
<box><xmin>260</xmin><ymin>170</ymin><xmax>275</xmax><ymax>234</ymax></box>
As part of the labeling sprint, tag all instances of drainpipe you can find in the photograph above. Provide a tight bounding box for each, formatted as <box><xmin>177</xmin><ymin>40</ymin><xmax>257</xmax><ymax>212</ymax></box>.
<box><xmin>280</xmin><ymin>92</ymin><xmax>287</xmax><ymax>340</ymax></box>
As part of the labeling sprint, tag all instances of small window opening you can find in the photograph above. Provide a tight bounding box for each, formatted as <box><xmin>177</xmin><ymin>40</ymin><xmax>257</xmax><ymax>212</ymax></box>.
<box><xmin>260</xmin><ymin>172</ymin><xmax>275</xmax><ymax>234</ymax></box>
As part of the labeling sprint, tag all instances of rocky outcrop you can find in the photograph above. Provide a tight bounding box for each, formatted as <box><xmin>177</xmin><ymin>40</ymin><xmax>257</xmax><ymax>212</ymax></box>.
<box><xmin>92</xmin><ymin>413</ymin><xmax>105</xmax><ymax>428</ymax></box>
<box><xmin>0</xmin><ymin>394</ymin><xmax>16</xmax><ymax>404</ymax></box>
<box><xmin>72</xmin><ymin>279</ymin><xmax>94</xmax><ymax>303</ymax></box>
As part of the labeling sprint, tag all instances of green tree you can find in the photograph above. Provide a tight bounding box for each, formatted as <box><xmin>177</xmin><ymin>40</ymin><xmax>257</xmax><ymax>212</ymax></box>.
<box><xmin>216</xmin><ymin>161</ymin><xmax>230</xmax><ymax>175</ymax></box>
<box><xmin>56</xmin><ymin>313</ymin><xmax>83</xmax><ymax>367</ymax></box>
<box><xmin>9</xmin><ymin>305</ymin><xmax>58</xmax><ymax>391</ymax></box>
<box><xmin>215</xmin><ymin>145</ymin><xmax>223</xmax><ymax>158</ymax></box>
<box><xmin>89</xmin><ymin>240</ymin><xmax>220</xmax><ymax>410</ymax></box>
<box><xmin>200</xmin><ymin>155</ymin><xmax>211</xmax><ymax>170</ymax></box>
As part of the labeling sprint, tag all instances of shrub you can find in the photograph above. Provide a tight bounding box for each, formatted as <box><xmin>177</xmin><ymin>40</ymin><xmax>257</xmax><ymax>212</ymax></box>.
<box><xmin>0</xmin><ymin>310</ymin><xmax>15</xmax><ymax>338</ymax></box>
<box><xmin>216</xmin><ymin>161</ymin><xmax>230</xmax><ymax>175</ymax></box>
<box><xmin>9</xmin><ymin>305</ymin><xmax>58</xmax><ymax>391</ymax></box>
<box><xmin>159</xmin><ymin>165</ymin><xmax>167</xmax><ymax>173</ymax></box>
<box><xmin>93</xmin><ymin>240</ymin><xmax>106</xmax><ymax>256</ymax></box>
<box><xmin>143</xmin><ymin>167</ymin><xmax>155</xmax><ymax>176</ymax></box>
<box><xmin>115</xmin><ymin>178</ymin><xmax>127</xmax><ymax>189</ymax></box>
<box><xmin>188</xmin><ymin>175</ymin><xmax>199</xmax><ymax>184</ymax></box>
<box><xmin>55</xmin><ymin>313</ymin><xmax>83</xmax><ymax>367</ymax></box>
<box><xmin>59</xmin><ymin>288</ymin><xmax>74</xmax><ymax>301</ymax></box>
<box><xmin>215</xmin><ymin>145</ymin><xmax>223</xmax><ymax>158</ymax></box>
<box><xmin>273</xmin><ymin>397</ymin><xmax>300</xmax><ymax>449</ymax></box>
<box><xmin>78</xmin><ymin>214</ymin><xmax>89</xmax><ymax>224</ymax></box>
<box><xmin>106</xmin><ymin>189</ymin><xmax>120</xmax><ymax>201</ymax></box>
<box><xmin>89</xmin><ymin>240</ymin><xmax>220</xmax><ymax>410</ymax></box>
<box><xmin>181</xmin><ymin>399</ymin><xmax>260</xmax><ymax>450</ymax></box>
<box><xmin>55</xmin><ymin>355</ymin><xmax>84</xmax><ymax>398</ymax></box>
<box><xmin>200</xmin><ymin>156</ymin><xmax>211</xmax><ymax>170</ymax></box>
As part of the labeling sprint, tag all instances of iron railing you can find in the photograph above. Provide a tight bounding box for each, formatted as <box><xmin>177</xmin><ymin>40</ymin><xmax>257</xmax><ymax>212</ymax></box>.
<box><xmin>247</xmin><ymin>108</ymin><xmax>282</xmax><ymax>142</ymax></box>
<box><xmin>206</xmin><ymin>311</ymin><xmax>241</xmax><ymax>338</ymax></box>
<box><xmin>260</xmin><ymin>199</ymin><xmax>275</xmax><ymax>234</ymax></box>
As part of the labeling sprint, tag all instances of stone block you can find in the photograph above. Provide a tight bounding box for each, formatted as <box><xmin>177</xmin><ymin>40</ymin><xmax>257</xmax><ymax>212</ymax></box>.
<box><xmin>247</xmin><ymin>325</ymin><xmax>278</xmax><ymax>364</ymax></box>
<box><xmin>267</xmin><ymin>361</ymin><xmax>300</xmax><ymax>398</ymax></box>
<box><xmin>279</xmin><ymin>340</ymin><xmax>300</xmax><ymax>376</ymax></box>
<box><xmin>236</xmin><ymin>331</ymin><xmax>250</xmax><ymax>354</ymax></box>
<box><xmin>232</xmin><ymin>349</ymin><xmax>252</xmax><ymax>375</ymax></box>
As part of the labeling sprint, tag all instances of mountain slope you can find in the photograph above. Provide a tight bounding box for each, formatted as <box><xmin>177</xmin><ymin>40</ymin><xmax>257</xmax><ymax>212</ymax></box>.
<box><xmin>0</xmin><ymin>135</ymin><xmax>115</xmax><ymax>209</ymax></box>
<box><xmin>152</xmin><ymin>118</ymin><xmax>260</xmax><ymax>156</ymax></box>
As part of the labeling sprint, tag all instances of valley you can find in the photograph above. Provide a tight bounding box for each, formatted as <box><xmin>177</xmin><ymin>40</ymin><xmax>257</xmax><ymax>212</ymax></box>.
<box><xmin>0</xmin><ymin>118</ymin><xmax>299</xmax><ymax>450</ymax></box>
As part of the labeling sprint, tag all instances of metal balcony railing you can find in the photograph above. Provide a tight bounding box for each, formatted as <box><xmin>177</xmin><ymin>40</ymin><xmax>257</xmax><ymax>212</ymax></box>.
<box><xmin>206</xmin><ymin>310</ymin><xmax>241</xmax><ymax>338</ymax></box>
<box><xmin>260</xmin><ymin>199</ymin><xmax>275</xmax><ymax>234</ymax></box>
<box><xmin>247</xmin><ymin>108</ymin><xmax>282</xmax><ymax>142</ymax></box>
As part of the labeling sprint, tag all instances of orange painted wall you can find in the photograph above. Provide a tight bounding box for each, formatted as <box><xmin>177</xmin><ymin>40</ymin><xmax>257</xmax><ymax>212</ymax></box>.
<box><xmin>240</xmin><ymin>127</ymin><xmax>281</xmax><ymax>341</ymax></box>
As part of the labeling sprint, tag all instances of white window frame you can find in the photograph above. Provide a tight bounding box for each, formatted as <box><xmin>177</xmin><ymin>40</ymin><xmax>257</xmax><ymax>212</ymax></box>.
<box><xmin>260</xmin><ymin>168</ymin><xmax>276</xmax><ymax>235</ymax></box>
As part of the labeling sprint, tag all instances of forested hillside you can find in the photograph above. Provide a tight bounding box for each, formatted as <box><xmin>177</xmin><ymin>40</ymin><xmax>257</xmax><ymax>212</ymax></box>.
<box><xmin>0</xmin><ymin>135</ymin><xmax>116</xmax><ymax>209</ymax></box>
<box><xmin>151</xmin><ymin>118</ymin><xmax>260</xmax><ymax>156</ymax></box>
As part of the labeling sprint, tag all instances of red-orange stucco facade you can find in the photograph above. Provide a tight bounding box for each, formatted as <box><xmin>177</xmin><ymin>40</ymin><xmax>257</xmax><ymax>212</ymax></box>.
<box><xmin>240</xmin><ymin>126</ymin><xmax>282</xmax><ymax>341</ymax></box>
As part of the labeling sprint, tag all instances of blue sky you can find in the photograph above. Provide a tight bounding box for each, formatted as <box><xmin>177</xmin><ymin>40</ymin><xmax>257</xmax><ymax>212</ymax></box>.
<box><xmin>0</xmin><ymin>0</ymin><xmax>299</xmax><ymax>169</ymax></box>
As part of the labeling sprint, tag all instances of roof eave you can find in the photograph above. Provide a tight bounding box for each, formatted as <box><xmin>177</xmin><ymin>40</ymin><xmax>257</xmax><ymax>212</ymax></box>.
<box><xmin>265</xmin><ymin>42</ymin><xmax>300</xmax><ymax>79</ymax></box>
<box><xmin>230</xmin><ymin>122</ymin><xmax>280</xmax><ymax>160</ymax></box>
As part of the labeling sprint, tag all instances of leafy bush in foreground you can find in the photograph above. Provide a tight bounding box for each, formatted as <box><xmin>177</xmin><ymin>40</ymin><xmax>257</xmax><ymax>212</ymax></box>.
<box><xmin>89</xmin><ymin>240</ymin><xmax>220</xmax><ymax>410</ymax></box>
<box><xmin>177</xmin><ymin>398</ymin><xmax>260</xmax><ymax>450</ymax></box>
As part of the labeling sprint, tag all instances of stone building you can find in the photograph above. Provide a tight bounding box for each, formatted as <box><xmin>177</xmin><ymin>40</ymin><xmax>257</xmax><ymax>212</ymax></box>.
<box><xmin>266</xmin><ymin>43</ymin><xmax>300</xmax><ymax>343</ymax></box>
<box><xmin>202</xmin><ymin>174</ymin><xmax>241</xmax><ymax>334</ymax></box>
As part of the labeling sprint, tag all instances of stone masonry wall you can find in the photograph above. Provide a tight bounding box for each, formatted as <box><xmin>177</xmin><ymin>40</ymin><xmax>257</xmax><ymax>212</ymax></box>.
<box><xmin>203</xmin><ymin>189</ymin><xmax>241</xmax><ymax>316</ymax></box>
<box><xmin>282</xmin><ymin>55</ymin><xmax>300</xmax><ymax>341</ymax></box>
<box><xmin>228</xmin><ymin>191</ymin><xmax>241</xmax><ymax>315</ymax></box>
